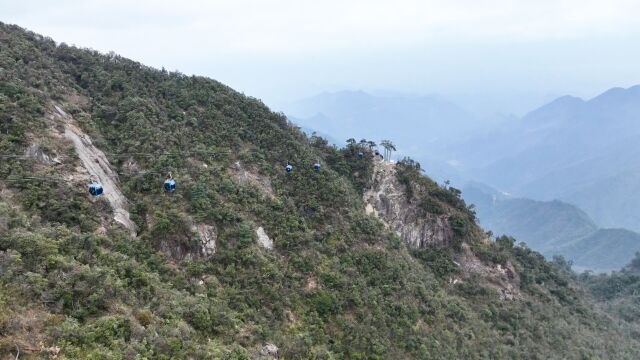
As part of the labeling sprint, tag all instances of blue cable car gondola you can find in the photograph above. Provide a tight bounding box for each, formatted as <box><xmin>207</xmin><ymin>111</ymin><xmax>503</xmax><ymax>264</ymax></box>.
<box><xmin>164</xmin><ymin>174</ymin><xmax>176</xmax><ymax>192</ymax></box>
<box><xmin>285</xmin><ymin>164</ymin><xmax>293</xmax><ymax>173</ymax></box>
<box><xmin>357</xmin><ymin>152</ymin><xmax>364</xmax><ymax>159</ymax></box>
<box><xmin>313</xmin><ymin>162</ymin><xmax>321</xmax><ymax>171</ymax></box>
<box><xmin>89</xmin><ymin>180</ymin><xmax>104</xmax><ymax>197</ymax></box>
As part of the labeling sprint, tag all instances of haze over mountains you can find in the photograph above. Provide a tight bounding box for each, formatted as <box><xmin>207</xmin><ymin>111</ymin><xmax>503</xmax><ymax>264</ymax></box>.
<box><xmin>463</xmin><ymin>183</ymin><xmax>640</xmax><ymax>272</ymax></box>
<box><xmin>287</xmin><ymin>87</ymin><xmax>640</xmax><ymax>271</ymax></box>
<box><xmin>450</xmin><ymin>86</ymin><xmax>640</xmax><ymax>231</ymax></box>
<box><xmin>285</xmin><ymin>90</ymin><xmax>505</xmax><ymax>165</ymax></box>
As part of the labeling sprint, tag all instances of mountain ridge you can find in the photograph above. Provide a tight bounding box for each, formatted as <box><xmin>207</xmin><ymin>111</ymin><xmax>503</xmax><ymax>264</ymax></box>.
<box><xmin>2</xmin><ymin>22</ymin><xmax>640</xmax><ymax>358</ymax></box>
<box><xmin>463</xmin><ymin>182</ymin><xmax>640</xmax><ymax>272</ymax></box>
<box><xmin>442</xmin><ymin>84</ymin><xmax>640</xmax><ymax>234</ymax></box>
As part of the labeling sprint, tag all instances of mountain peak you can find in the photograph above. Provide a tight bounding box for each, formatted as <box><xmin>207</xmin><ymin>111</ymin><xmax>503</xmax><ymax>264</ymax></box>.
<box><xmin>588</xmin><ymin>85</ymin><xmax>640</xmax><ymax>105</ymax></box>
<box><xmin>523</xmin><ymin>94</ymin><xmax>584</xmax><ymax>119</ymax></box>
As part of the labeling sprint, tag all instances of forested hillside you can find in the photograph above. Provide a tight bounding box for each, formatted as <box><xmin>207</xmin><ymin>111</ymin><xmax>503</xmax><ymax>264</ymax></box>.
<box><xmin>1</xmin><ymin>22</ymin><xmax>639</xmax><ymax>359</ymax></box>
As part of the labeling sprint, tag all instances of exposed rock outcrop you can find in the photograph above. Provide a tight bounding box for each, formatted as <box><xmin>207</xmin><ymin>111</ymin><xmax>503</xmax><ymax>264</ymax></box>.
<box><xmin>457</xmin><ymin>244</ymin><xmax>521</xmax><ymax>300</ymax></box>
<box><xmin>147</xmin><ymin>214</ymin><xmax>217</xmax><ymax>260</ymax></box>
<box><xmin>256</xmin><ymin>226</ymin><xmax>273</xmax><ymax>249</ymax></box>
<box><xmin>305</xmin><ymin>276</ymin><xmax>318</xmax><ymax>292</ymax></box>
<box><xmin>231</xmin><ymin>161</ymin><xmax>274</xmax><ymax>198</ymax></box>
<box><xmin>25</xmin><ymin>144</ymin><xmax>61</xmax><ymax>165</ymax></box>
<box><xmin>260</xmin><ymin>343</ymin><xmax>279</xmax><ymax>358</ymax></box>
<box><xmin>364</xmin><ymin>159</ymin><xmax>454</xmax><ymax>248</ymax></box>
<box><xmin>364</xmin><ymin>161</ymin><xmax>520</xmax><ymax>298</ymax></box>
<box><xmin>194</xmin><ymin>224</ymin><xmax>217</xmax><ymax>256</ymax></box>
<box><xmin>51</xmin><ymin>104</ymin><xmax>137</xmax><ymax>236</ymax></box>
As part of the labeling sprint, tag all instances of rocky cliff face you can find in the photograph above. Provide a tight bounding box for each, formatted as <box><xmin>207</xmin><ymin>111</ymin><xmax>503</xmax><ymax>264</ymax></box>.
<box><xmin>364</xmin><ymin>159</ymin><xmax>454</xmax><ymax>248</ymax></box>
<box><xmin>364</xmin><ymin>159</ymin><xmax>521</xmax><ymax>299</ymax></box>
<box><xmin>49</xmin><ymin>104</ymin><xmax>137</xmax><ymax>235</ymax></box>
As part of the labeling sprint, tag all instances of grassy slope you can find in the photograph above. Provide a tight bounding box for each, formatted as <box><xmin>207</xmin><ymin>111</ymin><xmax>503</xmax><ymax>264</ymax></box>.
<box><xmin>1</xmin><ymin>22</ymin><xmax>639</xmax><ymax>359</ymax></box>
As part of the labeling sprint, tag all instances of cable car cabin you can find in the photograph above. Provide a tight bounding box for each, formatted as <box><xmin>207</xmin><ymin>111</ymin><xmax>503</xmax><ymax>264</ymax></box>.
<box><xmin>313</xmin><ymin>162</ymin><xmax>321</xmax><ymax>171</ymax></box>
<box><xmin>374</xmin><ymin>150</ymin><xmax>380</xmax><ymax>156</ymax></box>
<box><xmin>285</xmin><ymin>164</ymin><xmax>293</xmax><ymax>173</ymax></box>
<box><xmin>164</xmin><ymin>178</ymin><xmax>177</xmax><ymax>192</ymax></box>
<box><xmin>357</xmin><ymin>152</ymin><xmax>364</xmax><ymax>158</ymax></box>
<box><xmin>89</xmin><ymin>181</ymin><xmax>104</xmax><ymax>197</ymax></box>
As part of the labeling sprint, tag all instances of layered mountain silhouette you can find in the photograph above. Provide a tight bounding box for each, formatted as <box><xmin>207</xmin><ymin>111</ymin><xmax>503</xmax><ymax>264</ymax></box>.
<box><xmin>284</xmin><ymin>90</ymin><xmax>484</xmax><ymax>160</ymax></box>
<box><xmin>464</xmin><ymin>183</ymin><xmax>640</xmax><ymax>272</ymax></box>
<box><xmin>451</xmin><ymin>86</ymin><xmax>640</xmax><ymax>232</ymax></box>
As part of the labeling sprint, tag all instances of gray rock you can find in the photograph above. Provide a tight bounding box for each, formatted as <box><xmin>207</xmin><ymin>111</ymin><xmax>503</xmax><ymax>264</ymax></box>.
<box><xmin>364</xmin><ymin>161</ymin><xmax>454</xmax><ymax>248</ymax></box>
<box><xmin>260</xmin><ymin>343</ymin><xmax>278</xmax><ymax>357</ymax></box>
<box><xmin>256</xmin><ymin>226</ymin><xmax>273</xmax><ymax>249</ymax></box>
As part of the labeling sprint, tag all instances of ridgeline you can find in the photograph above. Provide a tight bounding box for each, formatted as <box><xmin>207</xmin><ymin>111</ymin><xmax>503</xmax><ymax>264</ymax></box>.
<box><xmin>1</xmin><ymin>23</ymin><xmax>639</xmax><ymax>359</ymax></box>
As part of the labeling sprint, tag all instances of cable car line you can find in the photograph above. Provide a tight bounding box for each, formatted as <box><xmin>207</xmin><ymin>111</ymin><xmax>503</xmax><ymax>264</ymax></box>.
<box><xmin>0</xmin><ymin>150</ymin><xmax>241</xmax><ymax>159</ymax></box>
<box><xmin>0</xmin><ymin>145</ymin><xmax>374</xmax><ymax>196</ymax></box>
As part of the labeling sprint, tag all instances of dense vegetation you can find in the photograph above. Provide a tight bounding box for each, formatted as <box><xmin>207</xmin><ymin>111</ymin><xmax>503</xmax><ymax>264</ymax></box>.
<box><xmin>577</xmin><ymin>252</ymin><xmax>640</xmax><ymax>335</ymax></box>
<box><xmin>1</xmin><ymin>22</ymin><xmax>640</xmax><ymax>359</ymax></box>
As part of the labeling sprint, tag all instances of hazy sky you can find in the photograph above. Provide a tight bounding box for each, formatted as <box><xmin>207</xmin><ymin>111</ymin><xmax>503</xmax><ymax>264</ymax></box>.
<box><xmin>3</xmin><ymin>0</ymin><xmax>640</xmax><ymax>115</ymax></box>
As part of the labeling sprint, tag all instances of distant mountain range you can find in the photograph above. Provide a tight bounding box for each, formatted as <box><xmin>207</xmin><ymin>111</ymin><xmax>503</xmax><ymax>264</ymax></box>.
<box><xmin>286</xmin><ymin>86</ymin><xmax>640</xmax><ymax>272</ymax></box>
<box><xmin>283</xmin><ymin>90</ymin><xmax>507</xmax><ymax>184</ymax></box>
<box><xmin>463</xmin><ymin>183</ymin><xmax>640</xmax><ymax>272</ymax></box>
<box><xmin>448</xmin><ymin>85</ymin><xmax>640</xmax><ymax>233</ymax></box>
<box><xmin>284</xmin><ymin>90</ymin><xmax>492</xmax><ymax>160</ymax></box>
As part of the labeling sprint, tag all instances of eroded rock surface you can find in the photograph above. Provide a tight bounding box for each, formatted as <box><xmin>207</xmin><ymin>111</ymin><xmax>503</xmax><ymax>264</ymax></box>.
<box><xmin>457</xmin><ymin>243</ymin><xmax>521</xmax><ymax>300</ymax></box>
<box><xmin>364</xmin><ymin>159</ymin><xmax>453</xmax><ymax>248</ymax></box>
<box><xmin>51</xmin><ymin>104</ymin><xmax>137</xmax><ymax>235</ymax></box>
<box><xmin>256</xmin><ymin>226</ymin><xmax>273</xmax><ymax>249</ymax></box>
<box><xmin>260</xmin><ymin>343</ymin><xmax>279</xmax><ymax>358</ymax></box>
<box><xmin>25</xmin><ymin>144</ymin><xmax>61</xmax><ymax>165</ymax></box>
<box><xmin>195</xmin><ymin>224</ymin><xmax>217</xmax><ymax>256</ymax></box>
<box><xmin>231</xmin><ymin>161</ymin><xmax>274</xmax><ymax>198</ymax></box>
